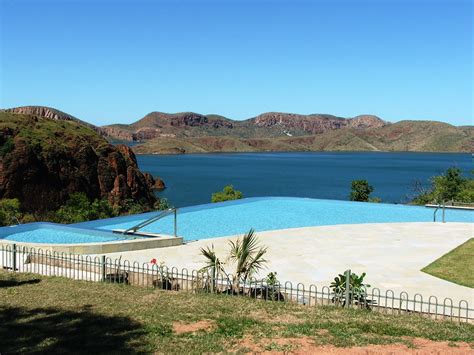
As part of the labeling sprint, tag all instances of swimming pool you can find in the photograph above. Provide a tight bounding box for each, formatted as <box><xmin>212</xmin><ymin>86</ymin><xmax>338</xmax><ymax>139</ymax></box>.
<box><xmin>75</xmin><ymin>197</ymin><xmax>473</xmax><ymax>241</ymax></box>
<box><xmin>0</xmin><ymin>223</ymin><xmax>134</xmax><ymax>244</ymax></box>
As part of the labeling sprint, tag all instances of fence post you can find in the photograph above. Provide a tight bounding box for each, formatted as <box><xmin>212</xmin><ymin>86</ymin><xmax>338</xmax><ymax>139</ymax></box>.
<box><xmin>174</xmin><ymin>209</ymin><xmax>177</xmax><ymax>237</ymax></box>
<box><xmin>12</xmin><ymin>243</ymin><xmax>17</xmax><ymax>272</ymax></box>
<box><xmin>344</xmin><ymin>269</ymin><xmax>351</xmax><ymax>308</ymax></box>
<box><xmin>101</xmin><ymin>255</ymin><xmax>106</xmax><ymax>281</ymax></box>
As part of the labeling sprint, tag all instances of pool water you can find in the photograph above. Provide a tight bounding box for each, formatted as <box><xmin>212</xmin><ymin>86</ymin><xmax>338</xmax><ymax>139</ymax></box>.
<box><xmin>0</xmin><ymin>223</ymin><xmax>134</xmax><ymax>244</ymax></box>
<box><xmin>76</xmin><ymin>197</ymin><xmax>474</xmax><ymax>241</ymax></box>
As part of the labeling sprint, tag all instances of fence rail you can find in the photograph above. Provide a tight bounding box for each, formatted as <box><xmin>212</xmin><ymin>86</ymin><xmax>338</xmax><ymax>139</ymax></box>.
<box><xmin>1</xmin><ymin>244</ymin><xmax>472</xmax><ymax>323</ymax></box>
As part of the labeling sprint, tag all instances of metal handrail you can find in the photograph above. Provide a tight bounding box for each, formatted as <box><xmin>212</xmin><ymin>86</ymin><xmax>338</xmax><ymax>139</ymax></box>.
<box><xmin>123</xmin><ymin>208</ymin><xmax>178</xmax><ymax>237</ymax></box>
<box><xmin>433</xmin><ymin>202</ymin><xmax>446</xmax><ymax>223</ymax></box>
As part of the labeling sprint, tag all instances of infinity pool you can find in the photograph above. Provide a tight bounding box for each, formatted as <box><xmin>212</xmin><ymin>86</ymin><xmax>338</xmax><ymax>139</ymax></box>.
<box><xmin>0</xmin><ymin>223</ymin><xmax>134</xmax><ymax>244</ymax></box>
<box><xmin>75</xmin><ymin>197</ymin><xmax>474</xmax><ymax>241</ymax></box>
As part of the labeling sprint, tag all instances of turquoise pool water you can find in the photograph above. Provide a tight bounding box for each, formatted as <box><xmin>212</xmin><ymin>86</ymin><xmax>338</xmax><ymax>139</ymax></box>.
<box><xmin>0</xmin><ymin>223</ymin><xmax>133</xmax><ymax>244</ymax></box>
<box><xmin>76</xmin><ymin>197</ymin><xmax>474</xmax><ymax>241</ymax></box>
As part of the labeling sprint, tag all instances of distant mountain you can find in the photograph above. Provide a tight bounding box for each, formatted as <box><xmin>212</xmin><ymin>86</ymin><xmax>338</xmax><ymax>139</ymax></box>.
<box><xmin>101</xmin><ymin>111</ymin><xmax>387</xmax><ymax>141</ymax></box>
<box><xmin>133</xmin><ymin>121</ymin><xmax>473</xmax><ymax>154</ymax></box>
<box><xmin>3</xmin><ymin>106</ymin><xmax>472</xmax><ymax>153</ymax></box>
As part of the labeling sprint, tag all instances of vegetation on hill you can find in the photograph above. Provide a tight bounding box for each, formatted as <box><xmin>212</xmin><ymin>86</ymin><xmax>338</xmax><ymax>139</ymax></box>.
<box><xmin>1</xmin><ymin>270</ymin><xmax>473</xmax><ymax>353</ymax></box>
<box><xmin>422</xmin><ymin>239</ymin><xmax>474</xmax><ymax>288</ymax></box>
<box><xmin>412</xmin><ymin>167</ymin><xmax>474</xmax><ymax>205</ymax></box>
<box><xmin>211</xmin><ymin>185</ymin><xmax>243</xmax><ymax>203</ymax></box>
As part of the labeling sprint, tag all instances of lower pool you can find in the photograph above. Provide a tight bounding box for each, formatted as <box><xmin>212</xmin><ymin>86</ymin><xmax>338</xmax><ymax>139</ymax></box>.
<box><xmin>75</xmin><ymin>197</ymin><xmax>474</xmax><ymax>241</ymax></box>
<box><xmin>0</xmin><ymin>223</ymin><xmax>136</xmax><ymax>244</ymax></box>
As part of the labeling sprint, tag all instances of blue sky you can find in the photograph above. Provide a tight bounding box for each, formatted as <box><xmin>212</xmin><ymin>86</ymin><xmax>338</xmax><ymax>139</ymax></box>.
<box><xmin>1</xmin><ymin>0</ymin><xmax>472</xmax><ymax>126</ymax></box>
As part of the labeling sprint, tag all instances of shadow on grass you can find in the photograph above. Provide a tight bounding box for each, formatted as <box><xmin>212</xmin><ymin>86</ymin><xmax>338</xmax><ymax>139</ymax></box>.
<box><xmin>0</xmin><ymin>278</ymin><xmax>41</xmax><ymax>288</ymax></box>
<box><xmin>0</xmin><ymin>305</ymin><xmax>147</xmax><ymax>353</ymax></box>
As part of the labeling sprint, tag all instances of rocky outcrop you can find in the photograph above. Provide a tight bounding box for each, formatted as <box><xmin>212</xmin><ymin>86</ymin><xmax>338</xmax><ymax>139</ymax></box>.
<box><xmin>0</xmin><ymin>111</ymin><xmax>158</xmax><ymax>213</ymax></box>
<box><xmin>4</xmin><ymin>106</ymin><xmax>107</xmax><ymax>136</ymax></box>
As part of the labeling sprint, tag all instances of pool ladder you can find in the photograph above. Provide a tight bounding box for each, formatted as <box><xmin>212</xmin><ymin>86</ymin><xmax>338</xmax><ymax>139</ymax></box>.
<box><xmin>123</xmin><ymin>208</ymin><xmax>178</xmax><ymax>237</ymax></box>
<box><xmin>433</xmin><ymin>203</ymin><xmax>446</xmax><ymax>223</ymax></box>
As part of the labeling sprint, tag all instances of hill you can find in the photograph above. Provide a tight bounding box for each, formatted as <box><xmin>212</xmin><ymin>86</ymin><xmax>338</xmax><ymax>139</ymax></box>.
<box><xmin>134</xmin><ymin>120</ymin><xmax>473</xmax><ymax>154</ymax></box>
<box><xmin>3</xmin><ymin>106</ymin><xmax>472</xmax><ymax>153</ymax></box>
<box><xmin>0</xmin><ymin>110</ymin><xmax>157</xmax><ymax>213</ymax></box>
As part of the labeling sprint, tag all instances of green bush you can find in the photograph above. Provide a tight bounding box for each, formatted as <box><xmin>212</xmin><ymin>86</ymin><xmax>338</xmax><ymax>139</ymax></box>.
<box><xmin>350</xmin><ymin>180</ymin><xmax>379</xmax><ymax>202</ymax></box>
<box><xmin>0</xmin><ymin>137</ymin><xmax>14</xmax><ymax>157</ymax></box>
<box><xmin>154</xmin><ymin>198</ymin><xmax>172</xmax><ymax>211</ymax></box>
<box><xmin>211</xmin><ymin>185</ymin><xmax>243</xmax><ymax>203</ymax></box>
<box><xmin>412</xmin><ymin>167</ymin><xmax>473</xmax><ymax>205</ymax></box>
<box><xmin>0</xmin><ymin>199</ymin><xmax>21</xmax><ymax>226</ymax></box>
<box><xmin>54</xmin><ymin>193</ymin><xmax>118</xmax><ymax>223</ymax></box>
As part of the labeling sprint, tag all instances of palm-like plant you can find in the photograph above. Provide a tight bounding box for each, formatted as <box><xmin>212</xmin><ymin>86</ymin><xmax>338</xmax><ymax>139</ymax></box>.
<box><xmin>200</xmin><ymin>229</ymin><xmax>268</xmax><ymax>294</ymax></box>
<box><xmin>228</xmin><ymin>229</ymin><xmax>267</xmax><ymax>291</ymax></box>
<box><xmin>200</xmin><ymin>244</ymin><xmax>227</xmax><ymax>291</ymax></box>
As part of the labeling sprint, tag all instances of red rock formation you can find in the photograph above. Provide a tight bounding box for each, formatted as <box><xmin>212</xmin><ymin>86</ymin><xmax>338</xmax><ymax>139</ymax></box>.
<box><xmin>0</xmin><ymin>112</ymin><xmax>158</xmax><ymax>213</ymax></box>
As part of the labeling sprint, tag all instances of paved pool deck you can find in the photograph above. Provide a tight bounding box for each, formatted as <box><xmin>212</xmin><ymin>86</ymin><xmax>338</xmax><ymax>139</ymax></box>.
<box><xmin>102</xmin><ymin>222</ymin><xmax>473</xmax><ymax>303</ymax></box>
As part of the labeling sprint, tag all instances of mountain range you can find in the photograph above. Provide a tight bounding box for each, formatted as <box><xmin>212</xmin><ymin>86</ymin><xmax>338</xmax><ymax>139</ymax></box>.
<box><xmin>3</xmin><ymin>106</ymin><xmax>473</xmax><ymax>153</ymax></box>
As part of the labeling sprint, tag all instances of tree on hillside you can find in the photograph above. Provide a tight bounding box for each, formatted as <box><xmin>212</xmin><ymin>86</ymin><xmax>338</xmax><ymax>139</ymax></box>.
<box><xmin>211</xmin><ymin>185</ymin><xmax>243</xmax><ymax>203</ymax></box>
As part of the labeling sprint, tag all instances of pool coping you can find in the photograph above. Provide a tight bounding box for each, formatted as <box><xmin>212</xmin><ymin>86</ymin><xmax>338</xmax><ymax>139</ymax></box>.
<box><xmin>0</xmin><ymin>223</ymin><xmax>183</xmax><ymax>254</ymax></box>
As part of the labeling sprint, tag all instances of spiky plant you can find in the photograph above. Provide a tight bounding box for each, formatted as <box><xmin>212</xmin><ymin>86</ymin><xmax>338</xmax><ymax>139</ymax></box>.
<box><xmin>199</xmin><ymin>244</ymin><xmax>227</xmax><ymax>291</ymax></box>
<box><xmin>199</xmin><ymin>229</ymin><xmax>268</xmax><ymax>294</ymax></box>
<box><xmin>228</xmin><ymin>229</ymin><xmax>268</xmax><ymax>292</ymax></box>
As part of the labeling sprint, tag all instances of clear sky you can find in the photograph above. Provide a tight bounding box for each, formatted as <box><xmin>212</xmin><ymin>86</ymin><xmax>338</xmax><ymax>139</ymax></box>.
<box><xmin>1</xmin><ymin>0</ymin><xmax>472</xmax><ymax>126</ymax></box>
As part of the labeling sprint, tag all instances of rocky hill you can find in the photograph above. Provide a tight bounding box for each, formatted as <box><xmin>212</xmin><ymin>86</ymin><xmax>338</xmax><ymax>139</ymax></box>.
<box><xmin>3</xmin><ymin>106</ymin><xmax>472</xmax><ymax>154</ymax></box>
<box><xmin>100</xmin><ymin>110</ymin><xmax>471</xmax><ymax>154</ymax></box>
<box><xmin>101</xmin><ymin>111</ymin><xmax>388</xmax><ymax>141</ymax></box>
<box><xmin>0</xmin><ymin>111</ymin><xmax>159</xmax><ymax>213</ymax></box>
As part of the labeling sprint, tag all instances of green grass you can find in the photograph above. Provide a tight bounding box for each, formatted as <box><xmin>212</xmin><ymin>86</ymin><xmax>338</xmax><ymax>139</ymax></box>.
<box><xmin>422</xmin><ymin>238</ymin><xmax>474</xmax><ymax>288</ymax></box>
<box><xmin>0</xmin><ymin>271</ymin><xmax>473</xmax><ymax>353</ymax></box>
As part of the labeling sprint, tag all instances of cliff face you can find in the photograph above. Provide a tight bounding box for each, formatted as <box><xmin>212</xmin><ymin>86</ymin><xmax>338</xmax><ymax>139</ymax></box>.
<box><xmin>250</xmin><ymin>113</ymin><xmax>386</xmax><ymax>134</ymax></box>
<box><xmin>0</xmin><ymin>111</ymin><xmax>157</xmax><ymax>213</ymax></box>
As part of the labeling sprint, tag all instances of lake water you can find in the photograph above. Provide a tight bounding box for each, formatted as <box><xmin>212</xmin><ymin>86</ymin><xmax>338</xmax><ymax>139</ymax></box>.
<box><xmin>136</xmin><ymin>152</ymin><xmax>472</xmax><ymax>207</ymax></box>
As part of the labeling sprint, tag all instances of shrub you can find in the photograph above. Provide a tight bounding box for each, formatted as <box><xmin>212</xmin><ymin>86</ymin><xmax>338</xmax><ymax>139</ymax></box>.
<box><xmin>350</xmin><ymin>180</ymin><xmax>378</xmax><ymax>202</ymax></box>
<box><xmin>412</xmin><ymin>167</ymin><xmax>473</xmax><ymax>205</ymax></box>
<box><xmin>154</xmin><ymin>198</ymin><xmax>172</xmax><ymax>211</ymax></box>
<box><xmin>54</xmin><ymin>193</ymin><xmax>118</xmax><ymax>223</ymax></box>
<box><xmin>330</xmin><ymin>270</ymin><xmax>372</xmax><ymax>308</ymax></box>
<box><xmin>211</xmin><ymin>185</ymin><xmax>243</xmax><ymax>203</ymax></box>
<box><xmin>0</xmin><ymin>199</ymin><xmax>21</xmax><ymax>226</ymax></box>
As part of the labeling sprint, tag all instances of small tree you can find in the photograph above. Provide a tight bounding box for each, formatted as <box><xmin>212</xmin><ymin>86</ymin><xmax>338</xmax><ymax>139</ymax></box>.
<box><xmin>411</xmin><ymin>167</ymin><xmax>473</xmax><ymax>205</ymax></box>
<box><xmin>211</xmin><ymin>185</ymin><xmax>243</xmax><ymax>203</ymax></box>
<box><xmin>432</xmin><ymin>167</ymin><xmax>466</xmax><ymax>203</ymax></box>
<box><xmin>350</xmin><ymin>180</ymin><xmax>374</xmax><ymax>202</ymax></box>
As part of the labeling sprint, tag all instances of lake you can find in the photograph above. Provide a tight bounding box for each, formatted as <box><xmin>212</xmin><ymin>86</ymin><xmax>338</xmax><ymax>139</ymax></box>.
<box><xmin>136</xmin><ymin>152</ymin><xmax>472</xmax><ymax>207</ymax></box>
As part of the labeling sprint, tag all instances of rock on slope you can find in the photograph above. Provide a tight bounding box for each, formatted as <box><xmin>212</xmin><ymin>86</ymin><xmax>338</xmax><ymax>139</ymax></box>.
<box><xmin>0</xmin><ymin>110</ymin><xmax>158</xmax><ymax>213</ymax></box>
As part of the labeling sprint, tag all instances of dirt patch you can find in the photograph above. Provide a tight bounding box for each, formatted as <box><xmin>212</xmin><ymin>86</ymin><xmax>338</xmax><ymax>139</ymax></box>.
<box><xmin>172</xmin><ymin>320</ymin><xmax>215</xmax><ymax>334</ymax></box>
<box><xmin>236</xmin><ymin>336</ymin><xmax>474</xmax><ymax>354</ymax></box>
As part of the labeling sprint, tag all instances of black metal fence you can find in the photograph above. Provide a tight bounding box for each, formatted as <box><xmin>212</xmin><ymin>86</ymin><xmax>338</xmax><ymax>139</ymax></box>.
<box><xmin>1</xmin><ymin>244</ymin><xmax>472</xmax><ymax>323</ymax></box>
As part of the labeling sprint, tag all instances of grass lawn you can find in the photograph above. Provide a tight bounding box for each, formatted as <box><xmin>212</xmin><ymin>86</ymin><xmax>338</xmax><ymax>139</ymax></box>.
<box><xmin>0</xmin><ymin>270</ymin><xmax>473</xmax><ymax>353</ymax></box>
<box><xmin>422</xmin><ymin>238</ymin><xmax>474</xmax><ymax>288</ymax></box>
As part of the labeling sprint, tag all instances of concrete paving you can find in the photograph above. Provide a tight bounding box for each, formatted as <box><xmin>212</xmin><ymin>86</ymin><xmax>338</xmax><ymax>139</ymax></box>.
<box><xmin>102</xmin><ymin>222</ymin><xmax>473</xmax><ymax>303</ymax></box>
